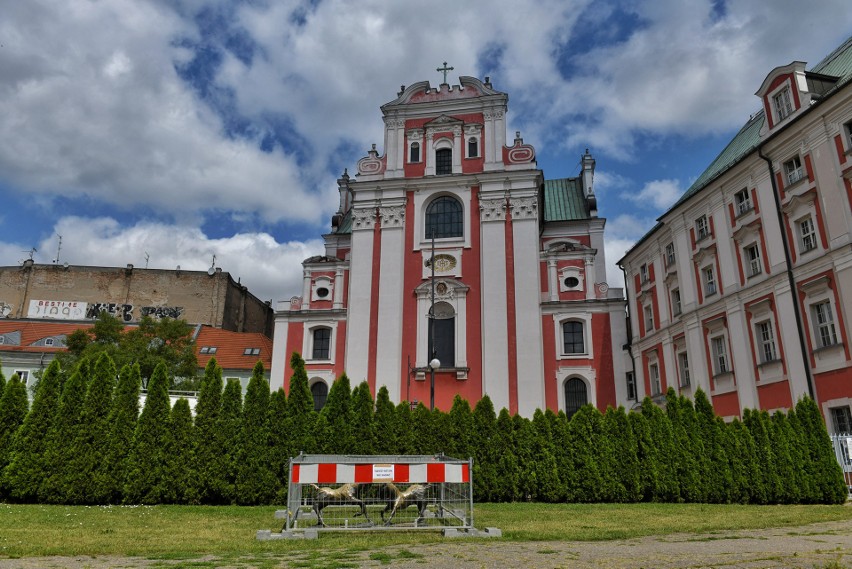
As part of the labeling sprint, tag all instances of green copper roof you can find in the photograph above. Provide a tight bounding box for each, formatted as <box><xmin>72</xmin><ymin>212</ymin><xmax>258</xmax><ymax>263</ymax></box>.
<box><xmin>543</xmin><ymin>177</ymin><xmax>589</xmax><ymax>221</ymax></box>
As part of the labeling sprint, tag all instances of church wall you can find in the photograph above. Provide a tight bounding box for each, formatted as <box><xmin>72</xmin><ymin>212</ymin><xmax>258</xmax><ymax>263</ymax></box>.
<box><xmin>344</xmin><ymin>218</ymin><xmax>376</xmax><ymax>384</ymax></box>
<box><xmin>479</xmin><ymin>200</ymin><xmax>510</xmax><ymax>412</ymax></box>
<box><xmin>375</xmin><ymin>216</ymin><xmax>406</xmax><ymax>402</ymax></box>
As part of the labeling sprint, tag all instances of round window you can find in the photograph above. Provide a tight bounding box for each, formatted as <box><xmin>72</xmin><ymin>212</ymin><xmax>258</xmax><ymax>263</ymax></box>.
<box><xmin>316</xmin><ymin>287</ymin><xmax>330</xmax><ymax>298</ymax></box>
<box><xmin>564</xmin><ymin>276</ymin><xmax>580</xmax><ymax>288</ymax></box>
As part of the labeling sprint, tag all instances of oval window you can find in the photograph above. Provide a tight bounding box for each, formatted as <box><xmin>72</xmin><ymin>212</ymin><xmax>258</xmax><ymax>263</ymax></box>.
<box><xmin>564</xmin><ymin>276</ymin><xmax>580</xmax><ymax>288</ymax></box>
<box><xmin>316</xmin><ymin>287</ymin><xmax>329</xmax><ymax>298</ymax></box>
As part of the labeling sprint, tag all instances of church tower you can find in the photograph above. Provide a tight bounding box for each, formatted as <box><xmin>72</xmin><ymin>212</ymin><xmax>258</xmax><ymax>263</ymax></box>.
<box><xmin>271</xmin><ymin>73</ymin><xmax>627</xmax><ymax>417</ymax></box>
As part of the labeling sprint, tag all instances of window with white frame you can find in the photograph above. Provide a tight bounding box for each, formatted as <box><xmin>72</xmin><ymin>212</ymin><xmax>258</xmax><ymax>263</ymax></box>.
<box><xmin>845</xmin><ymin>121</ymin><xmax>852</xmax><ymax>150</ymax></box>
<box><xmin>797</xmin><ymin>216</ymin><xmax>817</xmax><ymax>253</ymax></box>
<box><xmin>696</xmin><ymin>215</ymin><xmax>710</xmax><ymax>241</ymax></box>
<box><xmin>14</xmin><ymin>370</ymin><xmax>29</xmax><ymax>385</ymax></box>
<box><xmin>467</xmin><ymin>137</ymin><xmax>479</xmax><ymax>158</ymax></box>
<box><xmin>703</xmin><ymin>266</ymin><xmax>717</xmax><ymax>296</ymax></box>
<box><xmin>784</xmin><ymin>156</ymin><xmax>804</xmax><ymax>185</ymax></box>
<box><xmin>671</xmin><ymin>288</ymin><xmax>682</xmax><ymax>316</ymax></box>
<box><xmin>649</xmin><ymin>363</ymin><xmax>661</xmax><ymax>396</ymax></box>
<box><xmin>45</xmin><ymin>338</ymin><xmax>55</xmax><ymax>346</ymax></box>
<box><xmin>745</xmin><ymin>243</ymin><xmax>762</xmax><ymax>277</ymax></box>
<box><xmin>773</xmin><ymin>87</ymin><xmax>793</xmax><ymax>121</ymax></box>
<box><xmin>644</xmin><ymin>303</ymin><xmax>654</xmax><ymax>332</ymax></box>
<box><xmin>311</xmin><ymin>327</ymin><xmax>332</xmax><ymax>360</ymax></box>
<box><xmin>711</xmin><ymin>336</ymin><xmax>729</xmax><ymax>375</ymax></box>
<box><xmin>562</xmin><ymin>320</ymin><xmax>585</xmax><ymax>354</ymax></box>
<box><xmin>830</xmin><ymin>405</ymin><xmax>852</xmax><ymax>434</ymax></box>
<box><xmin>811</xmin><ymin>300</ymin><xmax>838</xmax><ymax>348</ymax></box>
<box><xmin>626</xmin><ymin>371</ymin><xmax>637</xmax><ymax>401</ymax></box>
<box><xmin>640</xmin><ymin>263</ymin><xmax>649</xmax><ymax>283</ymax></box>
<box><xmin>734</xmin><ymin>188</ymin><xmax>752</xmax><ymax>216</ymax></box>
<box><xmin>435</xmin><ymin>148</ymin><xmax>452</xmax><ymax>175</ymax></box>
<box><xmin>755</xmin><ymin>320</ymin><xmax>777</xmax><ymax>363</ymax></box>
<box><xmin>678</xmin><ymin>352</ymin><xmax>690</xmax><ymax>388</ymax></box>
<box><xmin>564</xmin><ymin>377</ymin><xmax>588</xmax><ymax>420</ymax></box>
<box><xmin>409</xmin><ymin>141</ymin><xmax>420</xmax><ymax>163</ymax></box>
<box><xmin>311</xmin><ymin>381</ymin><xmax>328</xmax><ymax>411</ymax></box>
<box><xmin>665</xmin><ymin>242</ymin><xmax>675</xmax><ymax>267</ymax></box>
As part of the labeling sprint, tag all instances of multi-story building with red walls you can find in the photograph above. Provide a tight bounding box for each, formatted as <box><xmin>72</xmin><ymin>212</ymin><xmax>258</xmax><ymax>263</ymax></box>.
<box><xmin>619</xmin><ymin>36</ymin><xmax>852</xmax><ymax>434</ymax></box>
<box><xmin>271</xmin><ymin>75</ymin><xmax>628</xmax><ymax>417</ymax></box>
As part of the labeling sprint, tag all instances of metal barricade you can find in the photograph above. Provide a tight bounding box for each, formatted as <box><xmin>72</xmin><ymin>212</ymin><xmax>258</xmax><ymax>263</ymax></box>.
<box><xmin>284</xmin><ymin>454</ymin><xmax>474</xmax><ymax>532</ymax></box>
<box><xmin>830</xmin><ymin>434</ymin><xmax>852</xmax><ymax>496</ymax></box>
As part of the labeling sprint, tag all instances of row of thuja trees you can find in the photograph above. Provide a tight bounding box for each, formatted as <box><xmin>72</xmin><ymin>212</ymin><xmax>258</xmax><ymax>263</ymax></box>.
<box><xmin>0</xmin><ymin>351</ymin><xmax>847</xmax><ymax>505</ymax></box>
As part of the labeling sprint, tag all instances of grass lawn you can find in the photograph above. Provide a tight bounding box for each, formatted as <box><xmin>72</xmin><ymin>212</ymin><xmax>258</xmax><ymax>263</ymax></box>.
<box><xmin>0</xmin><ymin>502</ymin><xmax>850</xmax><ymax>561</ymax></box>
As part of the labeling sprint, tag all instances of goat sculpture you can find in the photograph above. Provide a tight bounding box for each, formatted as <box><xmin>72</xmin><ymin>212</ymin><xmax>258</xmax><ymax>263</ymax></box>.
<box><xmin>381</xmin><ymin>483</ymin><xmax>431</xmax><ymax>526</ymax></box>
<box><xmin>308</xmin><ymin>483</ymin><xmax>371</xmax><ymax>527</ymax></box>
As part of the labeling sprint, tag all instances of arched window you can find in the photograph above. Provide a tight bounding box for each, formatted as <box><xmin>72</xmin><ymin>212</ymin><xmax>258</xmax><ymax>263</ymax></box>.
<box><xmin>564</xmin><ymin>377</ymin><xmax>587</xmax><ymax>419</ymax></box>
<box><xmin>467</xmin><ymin>137</ymin><xmax>478</xmax><ymax>158</ymax></box>
<box><xmin>312</xmin><ymin>327</ymin><xmax>331</xmax><ymax>360</ymax></box>
<box><xmin>562</xmin><ymin>321</ymin><xmax>584</xmax><ymax>354</ymax></box>
<box><xmin>425</xmin><ymin>196</ymin><xmax>463</xmax><ymax>239</ymax></box>
<box><xmin>410</xmin><ymin>142</ymin><xmax>420</xmax><ymax>163</ymax></box>
<box><xmin>428</xmin><ymin>301</ymin><xmax>455</xmax><ymax>367</ymax></box>
<box><xmin>435</xmin><ymin>148</ymin><xmax>452</xmax><ymax>175</ymax></box>
<box><xmin>311</xmin><ymin>381</ymin><xmax>328</xmax><ymax>411</ymax></box>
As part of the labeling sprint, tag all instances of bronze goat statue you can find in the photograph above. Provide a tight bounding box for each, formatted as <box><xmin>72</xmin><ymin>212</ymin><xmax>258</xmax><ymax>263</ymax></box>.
<box><xmin>381</xmin><ymin>483</ymin><xmax>431</xmax><ymax>526</ymax></box>
<box><xmin>308</xmin><ymin>483</ymin><xmax>371</xmax><ymax>527</ymax></box>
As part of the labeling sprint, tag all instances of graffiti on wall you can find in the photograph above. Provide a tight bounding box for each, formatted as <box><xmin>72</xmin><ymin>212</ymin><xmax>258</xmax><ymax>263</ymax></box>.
<box><xmin>28</xmin><ymin>300</ymin><xmax>88</xmax><ymax>320</ymax></box>
<box><xmin>28</xmin><ymin>300</ymin><xmax>184</xmax><ymax>322</ymax></box>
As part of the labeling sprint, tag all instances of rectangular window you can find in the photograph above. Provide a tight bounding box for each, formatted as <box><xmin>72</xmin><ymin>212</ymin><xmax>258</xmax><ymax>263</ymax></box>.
<box><xmin>845</xmin><ymin>121</ymin><xmax>852</xmax><ymax>150</ymax></box>
<box><xmin>644</xmin><ymin>304</ymin><xmax>654</xmax><ymax>332</ymax></box>
<box><xmin>696</xmin><ymin>215</ymin><xmax>710</xmax><ymax>241</ymax></box>
<box><xmin>756</xmin><ymin>320</ymin><xmax>777</xmax><ymax>363</ymax></box>
<box><xmin>831</xmin><ymin>406</ymin><xmax>852</xmax><ymax>434</ymax></box>
<box><xmin>711</xmin><ymin>336</ymin><xmax>729</xmax><ymax>375</ymax></box>
<box><xmin>704</xmin><ymin>266</ymin><xmax>717</xmax><ymax>296</ymax></box>
<box><xmin>312</xmin><ymin>328</ymin><xmax>332</xmax><ymax>360</ymax></box>
<box><xmin>812</xmin><ymin>301</ymin><xmax>838</xmax><ymax>348</ymax></box>
<box><xmin>734</xmin><ymin>188</ymin><xmax>752</xmax><ymax>216</ymax></box>
<box><xmin>745</xmin><ymin>244</ymin><xmax>762</xmax><ymax>277</ymax></box>
<box><xmin>626</xmin><ymin>372</ymin><xmax>637</xmax><ymax>400</ymax></box>
<box><xmin>784</xmin><ymin>156</ymin><xmax>804</xmax><ymax>185</ymax></box>
<box><xmin>562</xmin><ymin>321</ymin><xmax>585</xmax><ymax>354</ymax></box>
<box><xmin>200</xmin><ymin>346</ymin><xmax>217</xmax><ymax>354</ymax></box>
<box><xmin>665</xmin><ymin>242</ymin><xmax>675</xmax><ymax>267</ymax></box>
<box><xmin>640</xmin><ymin>263</ymin><xmax>649</xmax><ymax>283</ymax></box>
<box><xmin>671</xmin><ymin>288</ymin><xmax>682</xmax><ymax>317</ymax></box>
<box><xmin>14</xmin><ymin>370</ymin><xmax>29</xmax><ymax>385</ymax></box>
<box><xmin>243</xmin><ymin>347</ymin><xmax>261</xmax><ymax>356</ymax></box>
<box><xmin>649</xmin><ymin>363</ymin><xmax>661</xmax><ymax>396</ymax></box>
<box><xmin>435</xmin><ymin>148</ymin><xmax>452</xmax><ymax>175</ymax></box>
<box><xmin>678</xmin><ymin>352</ymin><xmax>690</xmax><ymax>388</ymax></box>
<box><xmin>798</xmin><ymin>216</ymin><xmax>817</xmax><ymax>252</ymax></box>
<box><xmin>774</xmin><ymin>87</ymin><xmax>793</xmax><ymax>120</ymax></box>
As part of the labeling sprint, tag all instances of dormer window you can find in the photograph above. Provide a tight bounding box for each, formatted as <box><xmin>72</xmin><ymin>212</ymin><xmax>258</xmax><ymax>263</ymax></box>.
<box><xmin>784</xmin><ymin>156</ymin><xmax>804</xmax><ymax>186</ymax></box>
<box><xmin>45</xmin><ymin>338</ymin><xmax>55</xmax><ymax>346</ymax></box>
<box><xmin>773</xmin><ymin>87</ymin><xmax>794</xmax><ymax>121</ymax></box>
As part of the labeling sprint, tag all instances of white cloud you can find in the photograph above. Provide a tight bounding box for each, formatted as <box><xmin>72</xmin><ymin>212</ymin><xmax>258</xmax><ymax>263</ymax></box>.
<box><xmin>0</xmin><ymin>217</ymin><xmax>324</xmax><ymax>303</ymax></box>
<box><xmin>0</xmin><ymin>0</ymin><xmax>331</xmax><ymax>225</ymax></box>
<box><xmin>624</xmin><ymin>179</ymin><xmax>683</xmax><ymax>210</ymax></box>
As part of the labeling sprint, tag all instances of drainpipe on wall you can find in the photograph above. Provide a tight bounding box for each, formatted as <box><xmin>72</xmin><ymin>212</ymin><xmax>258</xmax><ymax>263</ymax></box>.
<box><xmin>618</xmin><ymin>261</ymin><xmax>639</xmax><ymax>407</ymax></box>
<box><xmin>758</xmin><ymin>146</ymin><xmax>815</xmax><ymax>400</ymax></box>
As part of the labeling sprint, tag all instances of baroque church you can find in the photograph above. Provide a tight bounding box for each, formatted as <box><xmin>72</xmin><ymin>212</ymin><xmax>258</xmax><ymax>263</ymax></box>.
<box><xmin>271</xmin><ymin>73</ymin><xmax>628</xmax><ymax>417</ymax></box>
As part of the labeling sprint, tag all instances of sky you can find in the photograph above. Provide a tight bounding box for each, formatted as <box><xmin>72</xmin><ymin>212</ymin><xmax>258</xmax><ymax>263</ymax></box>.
<box><xmin>1</xmin><ymin>1</ymin><xmax>850</xmax><ymax>304</ymax></box>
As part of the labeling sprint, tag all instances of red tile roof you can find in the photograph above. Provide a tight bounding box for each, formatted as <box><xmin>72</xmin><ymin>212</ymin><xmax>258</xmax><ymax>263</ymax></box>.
<box><xmin>195</xmin><ymin>326</ymin><xmax>273</xmax><ymax>372</ymax></box>
<box><xmin>0</xmin><ymin>320</ymin><xmax>93</xmax><ymax>352</ymax></box>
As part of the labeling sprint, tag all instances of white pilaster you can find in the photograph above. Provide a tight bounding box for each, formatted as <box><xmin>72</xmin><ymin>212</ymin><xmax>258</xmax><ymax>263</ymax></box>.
<box><xmin>375</xmin><ymin>205</ymin><xmax>406</xmax><ymax>401</ymax></box>
<box><xmin>345</xmin><ymin>208</ymin><xmax>377</xmax><ymax>384</ymax></box>
<box><xmin>479</xmin><ymin>196</ymin><xmax>510</xmax><ymax>411</ymax></box>
<box><xmin>510</xmin><ymin>196</ymin><xmax>545</xmax><ymax>416</ymax></box>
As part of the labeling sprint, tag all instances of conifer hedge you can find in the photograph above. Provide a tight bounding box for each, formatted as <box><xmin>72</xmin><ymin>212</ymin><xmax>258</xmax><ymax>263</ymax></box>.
<box><xmin>0</xmin><ymin>354</ymin><xmax>847</xmax><ymax>506</ymax></box>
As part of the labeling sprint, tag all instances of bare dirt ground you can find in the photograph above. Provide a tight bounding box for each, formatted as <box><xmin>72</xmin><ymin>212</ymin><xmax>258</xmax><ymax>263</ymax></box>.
<box><xmin>0</xmin><ymin>519</ymin><xmax>849</xmax><ymax>568</ymax></box>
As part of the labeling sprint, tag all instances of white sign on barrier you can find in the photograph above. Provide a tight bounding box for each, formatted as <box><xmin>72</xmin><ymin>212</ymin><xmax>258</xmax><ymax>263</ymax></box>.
<box><xmin>372</xmin><ymin>464</ymin><xmax>394</xmax><ymax>481</ymax></box>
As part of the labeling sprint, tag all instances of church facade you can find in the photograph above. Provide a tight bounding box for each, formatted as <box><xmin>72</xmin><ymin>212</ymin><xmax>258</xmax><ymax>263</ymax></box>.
<box><xmin>271</xmin><ymin>75</ymin><xmax>628</xmax><ymax>416</ymax></box>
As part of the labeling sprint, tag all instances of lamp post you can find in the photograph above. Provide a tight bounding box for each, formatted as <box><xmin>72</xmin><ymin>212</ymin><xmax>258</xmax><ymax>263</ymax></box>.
<box><xmin>429</xmin><ymin>228</ymin><xmax>437</xmax><ymax>410</ymax></box>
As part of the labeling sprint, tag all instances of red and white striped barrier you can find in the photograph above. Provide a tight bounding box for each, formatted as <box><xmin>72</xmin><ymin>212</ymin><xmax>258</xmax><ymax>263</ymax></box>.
<box><xmin>292</xmin><ymin>462</ymin><xmax>469</xmax><ymax>485</ymax></box>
